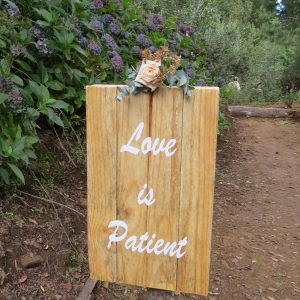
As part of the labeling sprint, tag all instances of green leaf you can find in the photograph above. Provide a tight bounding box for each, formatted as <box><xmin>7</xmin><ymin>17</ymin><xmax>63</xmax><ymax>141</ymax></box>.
<box><xmin>49</xmin><ymin>100</ymin><xmax>69</xmax><ymax>110</ymax></box>
<box><xmin>11</xmin><ymin>75</ymin><xmax>24</xmax><ymax>86</ymax></box>
<box><xmin>40</xmin><ymin>9</ymin><xmax>53</xmax><ymax>23</ymax></box>
<box><xmin>0</xmin><ymin>167</ymin><xmax>10</xmax><ymax>184</ymax></box>
<box><xmin>45</xmin><ymin>108</ymin><xmax>64</xmax><ymax>127</ymax></box>
<box><xmin>15</xmin><ymin>60</ymin><xmax>32</xmax><ymax>72</ymax></box>
<box><xmin>0</xmin><ymin>93</ymin><xmax>8</xmax><ymax>104</ymax></box>
<box><xmin>26</xmin><ymin>136</ymin><xmax>39</xmax><ymax>145</ymax></box>
<box><xmin>46</xmin><ymin>80</ymin><xmax>65</xmax><ymax>91</ymax></box>
<box><xmin>0</xmin><ymin>58</ymin><xmax>11</xmax><ymax>75</ymax></box>
<box><xmin>29</xmin><ymin>80</ymin><xmax>42</xmax><ymax>98</ymax></box>
<box><xmin>7</xmin><ymin>163</ymin><xmax>25</xmax><ymax>184</ymax></box>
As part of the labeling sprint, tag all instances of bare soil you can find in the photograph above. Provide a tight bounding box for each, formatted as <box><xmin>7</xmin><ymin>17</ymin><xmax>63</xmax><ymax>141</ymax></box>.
<box><xmin>0</xmin><ymin>116</ymin><xmax>299</xmax><ymax>300</ymax></box>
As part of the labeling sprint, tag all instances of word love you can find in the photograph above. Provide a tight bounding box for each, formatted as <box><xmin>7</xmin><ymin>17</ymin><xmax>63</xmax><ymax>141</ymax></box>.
<box><xmin>120</xmin><ymin>122</ymin><xmax>177</xmax><ymax>157</ymax></box>
<box><xmin>108</xmin><ymin>220</ymin><xmax>188</xmax><ymax>259</ymax></box>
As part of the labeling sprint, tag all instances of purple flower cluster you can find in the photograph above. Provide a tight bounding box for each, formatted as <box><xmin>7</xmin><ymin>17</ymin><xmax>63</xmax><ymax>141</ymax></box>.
<box><xmin>169</xmin><ymin>39</ymin><xmax>177</xmax><ymax>48</ymax></box>
<box><xmin>136</xmin><ymin>34</ymin><xmax>151</xmax><ymax>48</ymax></box>
<box><xmin>4</xmin><ymin>1</ymin><xmax>20</xmax><ymax>17</ymax></box>
<box><xmin>200</xmin><ymin>35</ymin><xmax>206</xmax><ymax>41</ymax></box>
<box><xmin>89</xmin><ymin>0</ymin><xmax>107</xmax><ymax>12</ymax></box>
<box><xmin>90</xmin><ymin>17</ymin><xmax>104</xmax><ymax>33</ymax></box>
<box><xmin>149</xmin><ymin>46</ymin><xmax>157</xmax><ymax>53</ymax></box>
<box><xmin>102</xmin><ymin>34</ymin><xmax>119</xmax><ymax>51</ymax></box>
<box><xmin>88</xmin><ymin>41</ymin><xmax>102</xmax><ymax>55</ymax></box>
<box><xmin>185</xmin><ymin>63</ymin><xmax>196</xmax><ymax>79</ymax></box>
<box><xmin>196</xmin><ymin>79</ymin><xmax>206</xmax><ymax>87</ymax></box>
<box><xmin>178</xmin><ymin>23</ymin><xmax>194</xmax><ymax>36</ymax></box>
<box><xmin>131</xmin><ymin>46</ymin><xmax>141</xmax><ymax>56</ymax></box>
<box><xmin>217</xmin><ymin>77</ymin><xmax>225</xmax><ymax>87</ymax></box>
<box><xmin>79</xmin><ymin>36</ymin><xmax>88</xmax><ymax>49</ymax></box>
<box><xmin>182</xmin><ymin>49</ymin><xmax>190</xmax><ymax>58</ymax></box>
<box><xmin>100</xmin><ymin>14</ymin><xmax>115</xmax><ymax>25</ymax></box>
<box><xmin>148</xmin><ymin>23</ymin><xmax>164</xmax><ymax>32</ymax></box>
<box><xmin>109</xmin><ymin>22</ymin><xmax>121</xmax><ymax>35</ymax></box>
<box><xmin>0</xmin><ymin>76</ymin><xmax>13</xmax><ymax>93</ymax></box>
<box><xmin>29</xmin><ymin>26</ymin><xmax>45</xmax><ymax>39</ymax></box>
<box><xmin>7</xmin><ymin>90</ymin><xmax>24</xmax><ymax>109</ymax></box>
<box><xmin>36</xmin><ymin>40</ymin><xmax>52</xmax><ymax>56</ymax></box>
<box><xmin>148</xmin><ymin>14</ymin><xmax>165</xmax><ymax>32</ymax></box>
<box><xmin>124</xmin><ymin>31</ymin><xmax>131</xmax><ymax>39</ymax></box>
<box><xmin>111</xmin><ymin>51</ymin><xmax>123</xmax><ymax>72</ymax></box>
<box><xmin>205</xmin><ymin>70</ymin><xmax>211</xmax><ymax>77</ymax></box>
<box><xmin>10</xmin><ymin>44</ymin><xmax>26</xmax><ymax>57</ymax></box>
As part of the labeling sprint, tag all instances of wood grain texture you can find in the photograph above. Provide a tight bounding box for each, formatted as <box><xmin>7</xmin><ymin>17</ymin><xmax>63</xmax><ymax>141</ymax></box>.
<box><xmin>145</xmin><ymin>88</ymin><xmax>183</xmax><ymax>290</ymax></box>
<box><xmin>116</xmin><ymin>92</ymin><xmax>149</xmax><ymax>285</ymax></box>
<box><xmin>177</xmin><ymin>88</ymin><xmax>219</xmax><ymax>295</ymax></box>
<box><xmin>87</xmin><ymin>85</ymin><xmax>219</xmax><ymax>296</ymax></box>
<box><xmin>87</xmin><ymin>86</ymin><xmax>117</xmax><ymax>282</ymax></box>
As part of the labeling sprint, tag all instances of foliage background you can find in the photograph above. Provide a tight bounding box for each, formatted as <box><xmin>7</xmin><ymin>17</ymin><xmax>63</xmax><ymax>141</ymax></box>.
<box><xmin>0</xmin><ymin>0</ymin><xmax>299</xmax><ymax>185</ymax></box>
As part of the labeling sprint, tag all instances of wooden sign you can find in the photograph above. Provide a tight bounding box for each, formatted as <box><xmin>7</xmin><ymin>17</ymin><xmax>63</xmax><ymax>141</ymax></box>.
<box><xmin>86</xmin><ymin>85</ymin><xmax>219</xmax><ymax>296</ymax></box>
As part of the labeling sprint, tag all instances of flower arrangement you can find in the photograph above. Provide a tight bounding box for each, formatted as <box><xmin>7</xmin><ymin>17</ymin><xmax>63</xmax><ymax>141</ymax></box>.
<box><xmin>116</xmin><ymin>46</ymin><xmax>194</xmax><ymax>101</ymax></box>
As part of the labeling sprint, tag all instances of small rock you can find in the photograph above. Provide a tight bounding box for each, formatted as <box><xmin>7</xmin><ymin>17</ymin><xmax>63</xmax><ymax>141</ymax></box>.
<box><xmin>79</xmin><ymin>198</ymin><xmax>87</xmax><ymax>208</ymax></box>
<box><xmin>20</xmin><ymin>253</ymin><xmax>43</xmax><ymax>268</ymax></box>
<box><xmin>0</xmin><ymin>267</ymin><xmax>7</xmax><ymax>285</ymax></box>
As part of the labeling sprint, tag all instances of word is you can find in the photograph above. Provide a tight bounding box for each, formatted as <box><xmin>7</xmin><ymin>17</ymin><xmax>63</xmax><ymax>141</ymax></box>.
<box><xmin>107</xmin><ymin>220</ymin><xmax>188</xmax><ymax>259</ymax></box>
<box><xmin>120</xmin><ymin>122</ymin><xmax>177</xmax><ymax>157</ymax></box>
<box><xmin>137</xmin><ymin>184</ymin><xmax>156</xmax><ymax>207</ymax></box>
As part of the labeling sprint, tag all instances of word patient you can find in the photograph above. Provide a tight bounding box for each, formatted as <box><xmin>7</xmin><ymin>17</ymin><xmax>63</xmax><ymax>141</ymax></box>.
<box><xmin>120</xmin><ymin>122</ymin><xmax>177</xmax><ymax>157</ymax></box>
<box><xmin>107</xmin><ymin>220</ymin><xmax>188</xmax><ymax>259</ymax></box>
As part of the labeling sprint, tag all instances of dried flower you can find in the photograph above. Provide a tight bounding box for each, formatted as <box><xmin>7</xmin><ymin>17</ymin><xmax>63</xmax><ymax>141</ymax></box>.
<box><xmin>135</xmin><ymin>59</ymin><xmax>161</xmax><ymax>91</ymax></box>
<box><xmin>109</xmin><ymin>22</ymin><xmax>121</xmax><ymax>36</ymax></box>
<box><xmin>102</xmin><ymin>34</ymin><xmax>119</xmax><ymax>51</ymax></box>
<box><xmin>87</xmin><ymin>41</ymin><xmax>102</xmax><ymax>55</ymax></box>
<box><xmin>36</xmin><ymin>40</ymin><xmax>52</xmax><ymax>56</ymax></box>
<box><xmin>111</xmin><ymin>51</ymin><xmax>123</xmax><ymax>72</ymax></box>
<box><xmin>4</xmin><ymin>1</ymin><xmax>20</xmax><ymax>17</ymax></box>
<box><xmin>10</xmin><ymin>44</ymin><xmax>26</xmax><ymax>57</ymax></box>
<box><xmin>0</xmin><ymin>76</ymin><xmax>13</xmax><ymax>93</ymax></box>
<box><xmin>90</xmin><ymin>17</ymin><xmax>104</xmax><ymax>33</ymax></box>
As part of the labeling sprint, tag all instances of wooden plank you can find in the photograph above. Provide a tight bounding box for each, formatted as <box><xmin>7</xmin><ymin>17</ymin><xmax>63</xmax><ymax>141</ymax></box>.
<box><xmin>87</xmin><ymin>86</ymin><xmax>117</xmax><ymax>282</ymax></box>
<box><xmin>116</xmin><ymin>93</ymin><xmax>150</xmax><ymax>285</ymax></box>
<box><xmin>145</xmin><ymin>88</ymin><xmax>183</xmax><ymax>290</ymax></box>
<box><xmin>177</xmin><ymin>87</ymin><xmax>219</xmax><ymax>295</ymax></box>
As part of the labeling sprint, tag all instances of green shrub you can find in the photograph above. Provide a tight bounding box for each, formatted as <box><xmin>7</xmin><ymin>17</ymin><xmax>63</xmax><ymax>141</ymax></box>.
<box><xmin>0</xmin><ymin>0</ymin><xmax>212</xmax><ymax>184</ymax></box>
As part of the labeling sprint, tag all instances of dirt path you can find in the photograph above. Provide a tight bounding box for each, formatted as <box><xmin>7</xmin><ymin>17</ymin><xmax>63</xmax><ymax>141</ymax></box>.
<box><xmin>209</xmin><ymin>117</ymin><xmax>300</xmax><ymax>300</ymax></box>
<box><xmin>1</xmin><ymin>116</ymin><xmax>300</xmax><ymax>300</ymax></box>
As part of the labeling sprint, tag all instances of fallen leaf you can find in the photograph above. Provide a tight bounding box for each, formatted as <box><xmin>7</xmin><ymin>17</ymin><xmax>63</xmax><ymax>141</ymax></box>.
<box><xmin>23</xmin><ymin>239</ymin><xmax>42</xmax><ymax>249</ymax></box>
<box><xmin>40</xmin><ymin>285</ymin><xmax>45</xmax><ymax>292</ymax></box>
<box><xmin>28</xmin><ymin>218</ymin><xmax>38</xmax><ymax>225</ymax></box>
<box><xmin>268</xmin><ymin>287</ymin><xmax>278</xmax><ymax>292</ymax></box>
<box><xmin>60</xmin><ymin>283</ymin><xmax>72</xmax><ymax>290</ymax></box>
<box><xmin>43</xmin><ymin>244</ymin><xmax>49</xmax><ymax>250</ymax></box>
<box><xmin>19</xmin><ymin>275</ymin><xmax>28</xmax><ymax>284</ymax></box>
